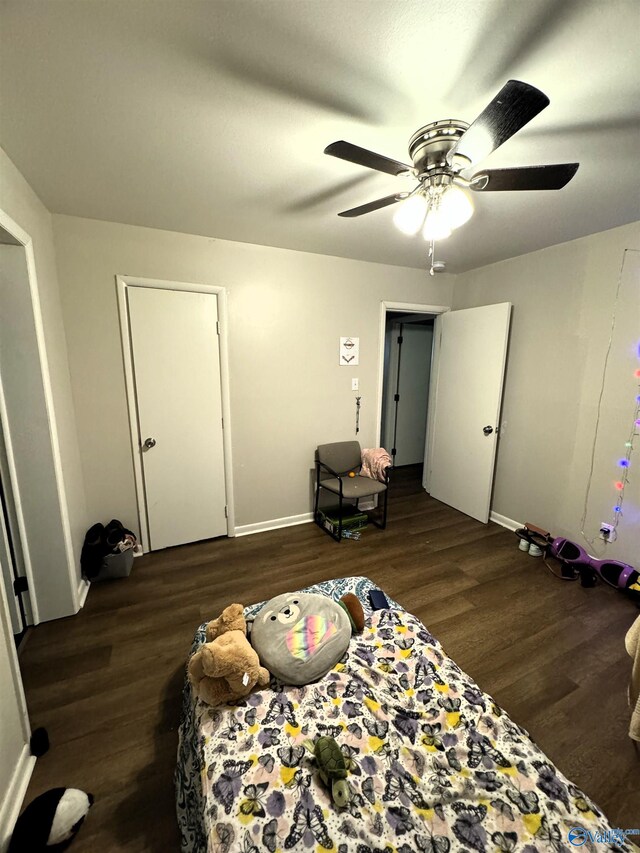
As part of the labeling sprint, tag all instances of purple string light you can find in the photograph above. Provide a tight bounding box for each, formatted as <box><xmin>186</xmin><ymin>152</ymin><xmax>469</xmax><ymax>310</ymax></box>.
<box><xmin>611</xmin><ymin>362</ymin><xmax>640</xmax><ymax>519</ymax></box>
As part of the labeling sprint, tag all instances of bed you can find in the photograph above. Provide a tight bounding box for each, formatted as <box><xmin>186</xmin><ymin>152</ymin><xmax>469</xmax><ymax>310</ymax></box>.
<box><xmin>176</xmin><ymin>576</ymin><xmax>631</xmax><ymax>852</ymax></box>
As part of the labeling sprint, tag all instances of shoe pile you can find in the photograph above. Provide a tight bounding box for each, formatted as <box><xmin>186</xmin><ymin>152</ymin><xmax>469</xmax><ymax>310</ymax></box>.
<box><xmin>80</xmin><ymin>519</ymin><xmax>140</xmax><ymax>581</ymax></box>
<box><xmin>515</xmin><ymin>524</ymin><xmax>550</xmax><ymax>558</ymax></box>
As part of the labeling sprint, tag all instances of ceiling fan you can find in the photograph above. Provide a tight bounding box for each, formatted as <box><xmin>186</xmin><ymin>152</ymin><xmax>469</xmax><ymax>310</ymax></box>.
<box><xmin>324</xmin><ymin>80</ymin><xmax>579</xmax><ymax>250</ymax></box>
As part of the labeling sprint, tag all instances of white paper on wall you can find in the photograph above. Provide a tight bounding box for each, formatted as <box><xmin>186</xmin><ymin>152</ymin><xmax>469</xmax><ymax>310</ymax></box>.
<box><xmin>339</xmin><ymin>337</ymin><xmax>359</xmax><ymax>366</ymax></box>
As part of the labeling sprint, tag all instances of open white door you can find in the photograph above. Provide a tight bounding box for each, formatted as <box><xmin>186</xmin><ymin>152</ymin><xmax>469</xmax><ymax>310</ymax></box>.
<box><xmin>427</xmin><ymin>303</ymin><xmax>511</xmax><ymax>522</ymax></box>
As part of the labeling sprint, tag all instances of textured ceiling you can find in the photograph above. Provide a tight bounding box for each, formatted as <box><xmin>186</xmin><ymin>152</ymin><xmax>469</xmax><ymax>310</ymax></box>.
<box><xmin>1</xmin><ymin>0</ymin><xmax>639</xmax><ymax>272</ymax></box>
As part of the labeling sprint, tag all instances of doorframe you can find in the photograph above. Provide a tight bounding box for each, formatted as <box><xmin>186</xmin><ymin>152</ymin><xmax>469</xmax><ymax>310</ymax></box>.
<box><xmin>116</xmin><ymin>275</ymin><xmax>236</xmax><ymax>552</ymax></box>
<box><xmin>376</xmin><ymin>301</ymin><xmax>450</xmax><ymax>490</ymax></box>
<box><xmin>0</xmin><ymin>551</ymin><xmax>35</xmax><ymax>849</ymax></box>
<box><xmin>0</xmin><ymin>392</ymin><xmax>30</xmax><ymax>635</ymax></box>
<box><xmin>0</xmin><ymin>206</ymin><xmax>80</xmax><ymax>623</ymax></box>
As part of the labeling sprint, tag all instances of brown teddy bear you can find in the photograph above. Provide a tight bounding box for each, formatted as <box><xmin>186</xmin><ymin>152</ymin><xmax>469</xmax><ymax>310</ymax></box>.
<box><xmin>204</xmin><ymin>602</ymin><xmax>246</xmax><ymax>642</ymax></box>
<box><xmin>188</xmin><ymin>603</ymin><xmax>270</xmax><ymax>706</ymax></box>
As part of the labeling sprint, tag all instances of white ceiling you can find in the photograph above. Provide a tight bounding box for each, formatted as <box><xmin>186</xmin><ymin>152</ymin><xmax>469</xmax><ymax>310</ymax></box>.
<box><xmin>1</xmin><ymin>0</ymin><xmax>639</xmax><ymax>272</ymax></box>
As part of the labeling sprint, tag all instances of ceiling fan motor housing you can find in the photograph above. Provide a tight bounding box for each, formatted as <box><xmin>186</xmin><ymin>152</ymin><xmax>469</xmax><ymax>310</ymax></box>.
<box><xmin>408</xmin><ymin>119</ymin><xmax>469</xmax><ymax>175</ymax></box>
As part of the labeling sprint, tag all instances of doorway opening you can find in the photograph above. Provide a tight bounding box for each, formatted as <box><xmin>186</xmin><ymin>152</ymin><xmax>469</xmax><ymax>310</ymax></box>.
<box><xmin>376</xmin><ymin>300</ymin><xmax>449</xmax><ymax>497</ymax></box>
<box><xmin>377</xmin><ymin>300</ymin><xmax>512</xmax><ymax>523</ymax></box>
<box><xmin>380</xmin><ymin>311</ymin><xmax>437</xmax><ymax>492</ymax></box>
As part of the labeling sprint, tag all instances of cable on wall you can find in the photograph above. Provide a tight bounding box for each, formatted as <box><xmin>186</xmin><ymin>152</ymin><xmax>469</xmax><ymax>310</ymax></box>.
<box><xmin>580</xmin><ymin>248</ymin><xmax>640</xmax><ymax>550</ymax></box>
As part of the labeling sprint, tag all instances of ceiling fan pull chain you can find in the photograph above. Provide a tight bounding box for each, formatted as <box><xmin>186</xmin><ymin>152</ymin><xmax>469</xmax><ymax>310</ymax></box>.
<box><xmin>429</xmin><ymin>240</ymin><xmax>437</xmax><ymax>275</ymax></box>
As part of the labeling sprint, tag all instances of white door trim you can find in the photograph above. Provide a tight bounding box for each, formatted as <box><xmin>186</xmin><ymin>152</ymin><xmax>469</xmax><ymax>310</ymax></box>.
<box><xmin>0</xmin><ymin>207</ymin><xmax>79</xmax><ymax>621</ymax></box>
<box><xmin>375</xmin><ymin>301</ymin><xmax>450</xmax><ymax>474</ymax></box>
<box><xmin>0</xmin><ymin>377</ymin><xmax>29</xmax><ymax>633</ymax></box>
<box><xmin>116</xmin><ymin>275</ymin><xmax>235</xmax><ymax>552</ymax></box>
<box><xmin>423</xmin><ymin>313</ymin><xmax>443</xmax><ymax>494</ymax></box>
<box><xmin>0</xmin><ymin>393</ymin><xmax>33</xmax><ymax>849</ymax></box>
<box><xmin>0</xmin><ymin>744</ymin><xmax>36</xmax><ymax>852</ymax></box>
<box><xmin>0</xmin><ymin>523</ymin><xmax>33</xmax><ymax>847</ymax></box>
<box><xmin>0</xmin><ymin>485</ymin><xmax>31</xmax><ymax>743</ymax></box>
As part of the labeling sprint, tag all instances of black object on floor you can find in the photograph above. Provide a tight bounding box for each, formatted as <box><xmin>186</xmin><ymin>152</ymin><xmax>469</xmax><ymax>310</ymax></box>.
<box><xmin>579</xmin><ymin>566</ymin><xmax>598</xmax><ymax>588</ymax></box>
<box><xmin>80</xmin><ymin>523</ymin><xmax>106</xmax><ymax>580</ymax></box>
<box><xmin>560</xmin><ymin>564</ymin><xmax>579</xmax><ymax>580</ymax></box>
<box><xmin>30</xmin><ymin>727</ymin><xmax>49</xmax><ymax>757</ymax></box>
<box><xmin>9</xmin><ymin>788</ymin><xmax>94</xmax><ymax>853</ymax></box>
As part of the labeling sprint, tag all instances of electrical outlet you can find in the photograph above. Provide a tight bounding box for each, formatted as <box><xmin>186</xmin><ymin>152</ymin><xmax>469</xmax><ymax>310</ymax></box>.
<box><xmin>351</xmin><ymin>378</ymin><xmax>359</xmax><ymax>391</ymax></box>
<box><xmin>599</xmin><ymin>522</ymin><xmax>617</xmax><ymax>542</ymax></box>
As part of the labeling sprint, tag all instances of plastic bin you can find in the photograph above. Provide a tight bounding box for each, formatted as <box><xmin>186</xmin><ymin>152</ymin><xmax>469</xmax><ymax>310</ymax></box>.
<box><xmin>95</xmin><ymin>549</ymin><xmax>135</xmax><ymax>581</ymax></box>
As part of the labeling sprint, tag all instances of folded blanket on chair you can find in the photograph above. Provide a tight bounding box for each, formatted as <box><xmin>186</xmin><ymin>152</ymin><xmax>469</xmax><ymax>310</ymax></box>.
<box><xmin>361</xmin><ymin>447</ymin><xmax>392</xmax><ymax>482</ymax></box>
<box><xmin>626</xmin><ymin>614</ymin><xmax>640</xmax><ymax>741</ymax></box>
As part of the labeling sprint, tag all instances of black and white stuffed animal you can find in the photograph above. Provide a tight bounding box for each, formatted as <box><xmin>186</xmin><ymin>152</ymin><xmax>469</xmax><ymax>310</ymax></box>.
<box><xmin>9</xmin><ymin>788</ymin><xmax>94</xmax><ymax>852</ymax></box>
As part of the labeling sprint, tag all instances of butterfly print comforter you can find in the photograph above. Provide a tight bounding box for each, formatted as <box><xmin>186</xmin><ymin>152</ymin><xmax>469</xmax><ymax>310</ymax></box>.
<box><xmin>176</xmin><ymin>576</ymin><xmax>629</xmax><ymax>852</ymax></box>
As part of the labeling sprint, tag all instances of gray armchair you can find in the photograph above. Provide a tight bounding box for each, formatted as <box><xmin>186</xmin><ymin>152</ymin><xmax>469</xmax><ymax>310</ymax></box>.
<box><xmin>314</xmin><ymin>441</ymin><xmax>389</xmax><ymax>542</ymax></box>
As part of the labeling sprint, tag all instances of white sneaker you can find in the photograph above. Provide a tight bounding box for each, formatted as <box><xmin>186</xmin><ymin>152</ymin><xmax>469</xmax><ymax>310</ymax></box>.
<box><xmin>529</xmin><ymin>543</ymin><xmax>543</xmax><ymax>557</ymax></box>
<box><xmin>518</xmin><ymin>539</ymin><xmax>530</xmax><ymax>552</ymax></box>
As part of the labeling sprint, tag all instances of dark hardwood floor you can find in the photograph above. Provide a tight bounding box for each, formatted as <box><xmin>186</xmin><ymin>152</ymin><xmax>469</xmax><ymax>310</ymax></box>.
<box><xmin>17</xmin><ymin>466</ymin><xmax>640</xmax><ymax>850</ymax></box>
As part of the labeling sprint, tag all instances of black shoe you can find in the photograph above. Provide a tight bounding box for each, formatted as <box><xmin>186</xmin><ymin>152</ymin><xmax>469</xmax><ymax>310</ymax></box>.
<box><xmin>104</xmin><ymin>519</ymin><xmax>137</xmax><ymax>552</ymax></box>
<box><xmin>81</xmin><ymin>523</ymin><xmax>106</xmax><ymax>580</ymax></box>
<box><xmin>579</xmin><ymin>566</ymin><xmax>598</xmax><ymax>588</ymax></box>
<box><xmin>560</xmin><ymin>563</ymin><xmax>579</xmax><ymax>580</ymax></box>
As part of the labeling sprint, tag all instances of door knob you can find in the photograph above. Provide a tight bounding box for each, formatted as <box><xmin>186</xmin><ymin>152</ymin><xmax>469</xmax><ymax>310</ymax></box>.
<box><xmin>143</xmin><ymin>437</ymin><xmax>157</xmax><ymax>449</ymax></box>
<box><xmin>482</xmin><ymin>425</ymin><xmax>494</xmax><ymax>436</ymax></box>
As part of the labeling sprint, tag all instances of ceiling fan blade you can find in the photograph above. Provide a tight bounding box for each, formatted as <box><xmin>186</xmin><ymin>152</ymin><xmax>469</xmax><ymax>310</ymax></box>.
<box><xmin>338</xmin><ymin>194</ymin><xmax>406</xmax><ymax>217</ymax></box>
<box><xmin>325</xmin><ymin>141</ymin><xmax>412</xmax><ymax>176</ymax></box>
<box><xmin>469</xmin><ymin>163</ymin><xmax>579</xmax><ymax>192</ymax></box>
<box><xmin>449</xmin><ymin>80</ymin><xmax>550</xmax><ymax>167</ymax></box>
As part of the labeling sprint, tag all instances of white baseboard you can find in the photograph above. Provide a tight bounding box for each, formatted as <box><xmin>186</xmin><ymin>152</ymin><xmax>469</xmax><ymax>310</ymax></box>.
<box><xmin>490</xmin><ymin>511</ymin><xmax>522</xmax><ymax>532</ymax></box>
<box><xmin>234</xmin><ymin>512</ymin><xmax>313</xmax><ymax>538</ymax></box>
<box><xmin>0</xmin><ymin>744</ymin><xmax>36</xmax><ymax>852</ymax></box>
<box><xmin>77</xmin><ymin>578</ymin><xmax>90</xmax><ymax>609</ymax></box>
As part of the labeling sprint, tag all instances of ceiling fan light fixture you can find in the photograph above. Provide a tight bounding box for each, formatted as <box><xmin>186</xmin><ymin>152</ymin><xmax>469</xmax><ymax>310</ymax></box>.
<box><xmin>392</xmin><ymin>193</ymin><xmax>428</xmax><ymax>235</ymax></box>
<box><xmin>439</xmin><ymin>184</ymin><xmax>474</xmax><ymax>229</ymax></box>
<box><xmin>422</xmin><ymin>206</ymin><xmax>452</xmax><ymax>241</ymax></box>
<box><xmin>325</xmin><ymin>80</ymin><xmax>579</xmax><ymax>262</ymax></box>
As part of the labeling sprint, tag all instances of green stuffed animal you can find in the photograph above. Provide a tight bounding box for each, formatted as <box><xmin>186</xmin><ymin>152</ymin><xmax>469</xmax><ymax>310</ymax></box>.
<box><xmin>303</xmin><ymin>736</ymin><xmax>352</xmax><ymax>808</ymax></box>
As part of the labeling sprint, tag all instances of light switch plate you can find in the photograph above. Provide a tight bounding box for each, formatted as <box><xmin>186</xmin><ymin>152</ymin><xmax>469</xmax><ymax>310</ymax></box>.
<box><xmin>352</xmin><ymin>378</ymin><xmax>359</xmax><ymax>390</ymax></box>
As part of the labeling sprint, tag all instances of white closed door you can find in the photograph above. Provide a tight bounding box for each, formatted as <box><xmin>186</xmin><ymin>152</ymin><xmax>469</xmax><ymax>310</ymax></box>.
<box><xmin>127</xmin><ymin>287</ymin><xmax>227</xmax><ymax>550</ymax></box>
<box><xmin>427</xmin><ymin>303</ymin><xmax>511</xmax><ymax>523</ymax></box>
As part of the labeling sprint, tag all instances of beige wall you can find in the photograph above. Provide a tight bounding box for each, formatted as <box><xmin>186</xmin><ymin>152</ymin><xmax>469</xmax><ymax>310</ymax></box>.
<box><xmin>52</xmin><ymin>214</ymin><xmax>453</xmax><ymax>531</ymax></box>
<box><xmin>17</xmin><ymin>152</ymin><xmax>637</xmax><ymax>572</ymax></box>
<box><xmin>0</xmin><ymin>148</ymin><xmax>87</xmax><ymax>618</ymax></box>
<box><xmin>453</xmin><ymin>222</ymin><xmax>640</xmax><ymax>567</ymax></box>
